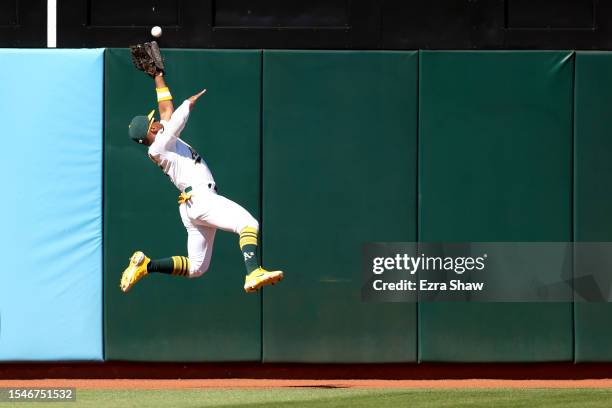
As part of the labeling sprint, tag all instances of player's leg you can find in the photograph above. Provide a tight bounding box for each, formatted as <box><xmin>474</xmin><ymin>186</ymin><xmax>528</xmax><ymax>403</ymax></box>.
<box><xmin>196</xmin><ymin>192</ymin><xmax>261</xmax><ymax>273</ymax></box>
<box><xmin>145</xmin><ymin>211</ymin><xmax>216</xmax><ymax>278</ymax></box>
<box><xmin>147</xmin><ymin>205</ymin><xmax>216</xmax><ymax>278</ymax></box>
<box><xmin>119</xmin><ymin>207</ymin><xmax>214</xmax><ymax>292</ymax></box>
<box><xmin>182</xmin><ymin>224</ymin><xmax>216</xmax><ymax>278</ymax></box>
<box><xmin>196</xmin><ymin>192</ymin><xmax>283</xmax><ymax>292</ymax></box>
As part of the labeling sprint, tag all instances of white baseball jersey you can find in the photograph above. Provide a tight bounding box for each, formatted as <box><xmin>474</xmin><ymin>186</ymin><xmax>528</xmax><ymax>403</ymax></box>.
<box><xmin>147</xmin><ymin>99</ymin><xmax>259</xmax><ymax>278</ymax></box>
<box><xmin>148</xmin><ymin>100</ymin><xmax>215</xmax><ymax>191</ymax></box>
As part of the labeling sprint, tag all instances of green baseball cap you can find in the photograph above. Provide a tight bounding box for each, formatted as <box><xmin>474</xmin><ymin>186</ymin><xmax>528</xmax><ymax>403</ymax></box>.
<box><xmin>128</xmin><ymin>109</ymin><xmax>155</xmax><ymax>144</ymax></box>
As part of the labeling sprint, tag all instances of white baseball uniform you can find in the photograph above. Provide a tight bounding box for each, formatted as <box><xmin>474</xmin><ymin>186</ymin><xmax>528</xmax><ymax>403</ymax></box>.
<box><xmin>148</xmin><ymin>100</ymin><xmax>259</xmax><ymax>277</ymax></box>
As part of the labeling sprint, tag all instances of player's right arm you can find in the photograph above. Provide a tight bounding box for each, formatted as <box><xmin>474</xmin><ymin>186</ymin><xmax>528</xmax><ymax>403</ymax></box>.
<box><xmin>154</xmin><ymin>73</ymin><xmax>174</xmax><ymax>121</ymax></box>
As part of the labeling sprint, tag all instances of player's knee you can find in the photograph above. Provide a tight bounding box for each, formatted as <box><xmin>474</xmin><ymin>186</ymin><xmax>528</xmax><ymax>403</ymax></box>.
<box><xmin>188</xmin><ymin>257</ymin><xmax>211</xmax><ymax>278</ymax></box>
<box><xmin>238</xmin><ymin>217</ymin><xmax>259</xmax><ymax>235</ymax></box>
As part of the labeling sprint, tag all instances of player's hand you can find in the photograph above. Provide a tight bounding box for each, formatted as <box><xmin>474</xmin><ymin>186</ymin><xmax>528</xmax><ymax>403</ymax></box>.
<box><xmin>188</xmin><ymin>89</ymin><xmax>207</xmax><ymax>109</ymax></box>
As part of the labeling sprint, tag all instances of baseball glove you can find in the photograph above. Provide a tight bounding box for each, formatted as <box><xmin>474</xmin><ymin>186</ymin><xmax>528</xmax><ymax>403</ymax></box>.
<box><xmin>129</xmin><ymin>41</ymin><xmax>165</xmax><ymax>77</ymax></box>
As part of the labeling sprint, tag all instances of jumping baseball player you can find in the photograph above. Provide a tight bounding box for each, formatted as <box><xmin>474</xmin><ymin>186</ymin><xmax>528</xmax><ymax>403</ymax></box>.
<box><xmin>119</xmin><ymin>71</ymin><xmax>283</xmax><ymax>293</ymax></box>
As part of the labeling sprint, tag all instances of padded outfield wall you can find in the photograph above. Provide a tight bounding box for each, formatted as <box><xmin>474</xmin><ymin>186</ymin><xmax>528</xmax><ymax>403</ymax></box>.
<box><xmin>5</xmin><ymin>48</ymin><xmax>612</xmax><ymax>362</ymax></box>
<box><xmin>574</xmin><ymin>52</ymin><xmax>612</xmax><ymax>362</ymax></box>
<box><xmin>418</xmin><ymin>51</ymin><xmax>574</xmax><ymax>362</ymax></box>
<box><xmin>0</xmin><ymin>49</ymin><xmax>104</xmax><ymax>361</ymax></box>
<box><xmin>261</xmin><ymin>51</ymin><xmax>419</xmax><ymax>362</ymax></box>
<box><xmin>104</xmin><ymin>49</ymin><xmax>262</xmax><ymax>361</ymax></box>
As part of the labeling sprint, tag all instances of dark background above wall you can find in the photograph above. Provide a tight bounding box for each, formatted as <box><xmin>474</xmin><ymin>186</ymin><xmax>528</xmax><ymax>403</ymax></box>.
<box><xmin>0</xmin><ymin>0</ymin><xmax>46</xmax><ymax>47</ymax></box>
<box><xmin>6</xmin><ymin>0</ymin><xmax>612</xmax><ymax>49</ymax></box>
<box><xmin>51</xmin><ymin>0</ymin><xmax>612</xmax><ymax>50</ymax></box>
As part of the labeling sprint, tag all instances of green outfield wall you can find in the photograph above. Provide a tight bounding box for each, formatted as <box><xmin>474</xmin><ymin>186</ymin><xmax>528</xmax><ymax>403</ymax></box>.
<box><xmin>96</xmin><ymin>49</ymin><xmax>612</xmax><ymax>362</ymax></box>
<box><xmin>104</xmin><ymin>49</ymin><xmax>262</xmax><ymax>361</ymax></box>
<box><xmin>418</xmin><ymin>51</ymin><xmax>574</xmax><ymax>362</ymax></box>
<box><xmin>574</xmin><ymin>52</ymin><xmax>612</xmax><ymax>362</ymax></box>
<box><xmin>261</xmin><ymin>51</ymin><xmax>419</xmax><ymax>362</ymax></box>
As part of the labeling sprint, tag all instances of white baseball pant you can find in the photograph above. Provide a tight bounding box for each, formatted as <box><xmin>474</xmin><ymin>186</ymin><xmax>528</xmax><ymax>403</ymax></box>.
<box><xmin>178</xmin><ymin>185</ymin><xmax>259</xmax><ymax>278</ymax></box>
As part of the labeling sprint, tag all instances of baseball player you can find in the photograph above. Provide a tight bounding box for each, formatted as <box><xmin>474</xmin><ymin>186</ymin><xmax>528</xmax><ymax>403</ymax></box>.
<box><xmin>120</xmin><ymin>72</ymin><xmax>283</xmax><ymax>293</ymax></box>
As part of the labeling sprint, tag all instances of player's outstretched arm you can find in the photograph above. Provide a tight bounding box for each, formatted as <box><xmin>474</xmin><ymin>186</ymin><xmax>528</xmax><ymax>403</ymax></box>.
<box><xmin>154</xmin><ymin>73</ymin><xmax>174</xmax><ymax>121</ymax></box>
<box><xmin>188</xmin><ymin>89</ymin><xmax>207</xmax><ymax>111</ymax></box>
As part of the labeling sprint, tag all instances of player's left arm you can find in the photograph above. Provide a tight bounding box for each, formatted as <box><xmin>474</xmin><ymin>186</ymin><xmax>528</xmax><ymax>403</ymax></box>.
<box><xmin>188</xmin><ymin>89</ymin><xmax>207</xmax><ymax>111</ymax></box>
<box><xmin>157</xmin><ymin>88</ymin><xmax>206</xmax><ymax>139</ymax></box>
<box><xmin>154</xmin><ymin>73</ymin><xmax>174</xmax><ymax>121</ymax></box>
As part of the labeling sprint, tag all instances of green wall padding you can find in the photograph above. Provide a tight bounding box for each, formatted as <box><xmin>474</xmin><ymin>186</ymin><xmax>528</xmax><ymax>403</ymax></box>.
<box><xmin>104</xmin><ymin>49</ymin><xmax>262</xmax><ymax>361</ymax></box>
<box><xmin>418</xmin><ymin>51</ymin><xmax>574</xmax><ymax>362</ymax></box>
<box><xmin>262</xmin><ymin>51</ymin><xmax>418</xmax><ymax>362</ymax></box>
<box><xmin>574</xmin><ymin>52</ymin><xmax>612</xmax><ymax>362</ymax></box>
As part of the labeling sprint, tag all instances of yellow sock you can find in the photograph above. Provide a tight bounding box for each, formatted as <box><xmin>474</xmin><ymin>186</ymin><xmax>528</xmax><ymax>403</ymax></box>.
<box><xmin>239</xmin><ymin>227</ymin><xmax>259</xmax><ymax>273</ymax></box>
<box><xmin>171</xmin><ymin>256</ymin><xmax>190</xmax><ymax>276</ymax></box>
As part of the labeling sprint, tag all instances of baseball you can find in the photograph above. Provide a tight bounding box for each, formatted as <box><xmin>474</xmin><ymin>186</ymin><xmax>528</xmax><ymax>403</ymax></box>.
<box><xmin>151</xmin><ymin>26</ymin><xmax>162</xmax><ymax>38</ymax></box>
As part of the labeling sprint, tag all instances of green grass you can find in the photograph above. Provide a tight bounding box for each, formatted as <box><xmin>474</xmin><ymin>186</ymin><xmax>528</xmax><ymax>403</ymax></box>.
<box><xmin>2</xmin><ymin>388</ymin><xmax>612</xmax><ymax>408</ymax></box>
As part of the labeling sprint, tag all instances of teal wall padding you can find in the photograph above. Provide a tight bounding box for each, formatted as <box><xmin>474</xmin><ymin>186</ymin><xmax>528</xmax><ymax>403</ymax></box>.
<box><xmin>574</xmin><ymin>52</ymin><xmax>612</xmax><ymax>362</ymax></box>
<box><xmin>418</xmin><ymin>51</ymin><xmax>574</xmax><ymax>362</ymax></box>
<box><xmin>0</xmin><ymin>49</ymin><xmax>103</xmax><ymax>361</ymax></box>
<box><xmin>104</xmin><ymin>49</ymin><xmax>262</xmax><ymax>361</ymax></box>
<box><xmin>262</xmin><ymin>51</ymin><xmax>419</xmax><ymax>362</ymax></box>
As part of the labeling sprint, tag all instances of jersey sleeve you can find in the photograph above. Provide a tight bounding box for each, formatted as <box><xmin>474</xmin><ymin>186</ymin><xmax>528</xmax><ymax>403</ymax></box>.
<box><xmin>148</xmin><ymin>100</ymin><xmax>191</xmax><ymax>155</ymax></box>
<box><xmin>163</xmin><ymin>100</ymin><xmax>191</xmax><ymax>139</ymax></box>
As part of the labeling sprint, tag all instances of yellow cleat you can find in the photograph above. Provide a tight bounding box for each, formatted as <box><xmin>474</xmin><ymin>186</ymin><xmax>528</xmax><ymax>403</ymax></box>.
<box><xmin>120</xmin><ymin>251</ymin><xmax>151</xmax><ymax>293</ymax></box>
<box><xmin>244</xmin><ymin>267</ymin><xmax>284</xmax><ymax>293</ymax></box>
